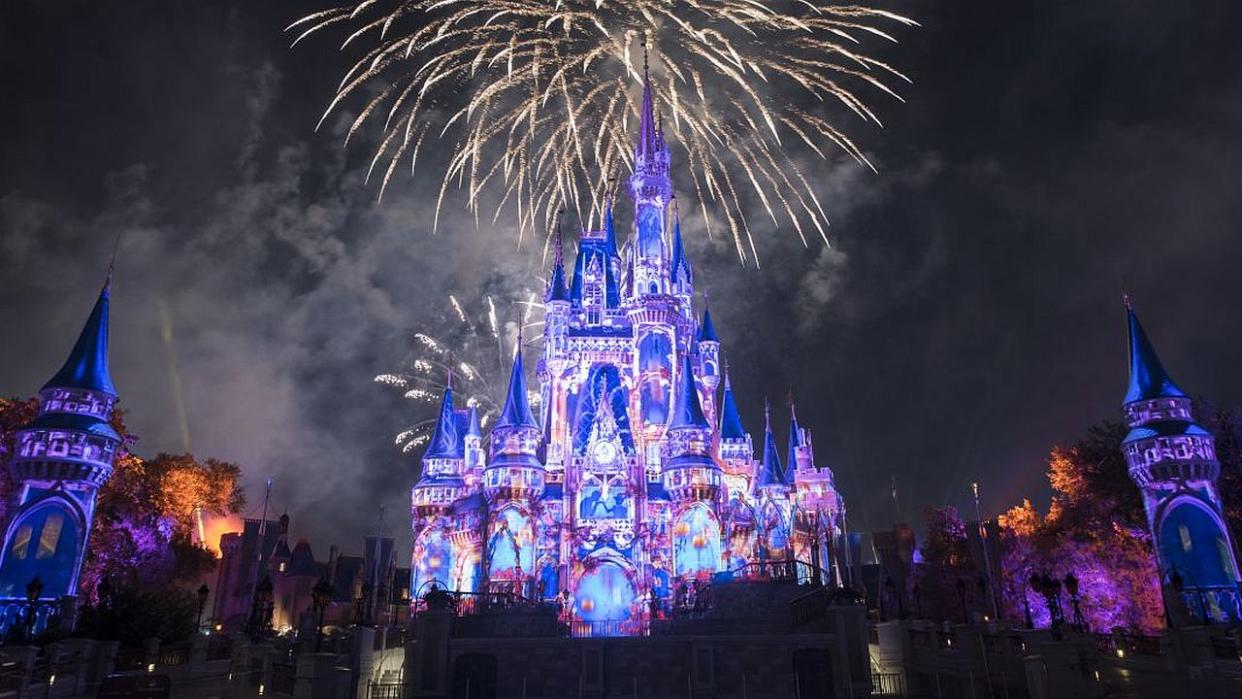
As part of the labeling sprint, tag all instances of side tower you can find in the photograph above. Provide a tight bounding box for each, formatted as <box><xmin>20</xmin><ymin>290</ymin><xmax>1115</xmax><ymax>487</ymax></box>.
<box><xmin>0</xmin><ymin>273</ymin><xmax>120</xmax><ymax>631</ymax></box>
<box><xmin>1120</xmin><ymin>301</ymin><xmax>1241</xmax><ymax>622</ymax></box>
<box><xmin>410</xmin><ymin>386</ymin><xmax>472</xmax><ymax>595</ymax></box>
<box><xmin>754</xmin><ymin>403</ymin><xmax>792</xmax><ymax>562</ymax></box>
<box><xmin>665</xmin><ymin>356</ymin><xmax>724</xmax><ymax>580</ymax></box>
<box><xmin>483</xmin><ymin>343</ymin><xmax>545</xmax><ymax>597</ymax></box>
<box><xmin>789</xmin><ymin>399</ymin><xmax>845</xmax><ymax>585</ymax></box>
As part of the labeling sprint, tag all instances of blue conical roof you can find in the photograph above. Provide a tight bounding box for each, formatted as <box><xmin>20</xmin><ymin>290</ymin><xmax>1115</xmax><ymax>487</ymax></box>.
<box><xmin>669</xmin><ymin>356</ymin><xmax>710</xmax><ymax>430</ymax></box>
<box><xmin>423</xmin><ymin>387</ymin><xmax>461</xmax><ymax>460</ymax></box>
<box><xmin>497</xmin><ymin>344</ymin><xmax>538</xmax><ymax>429</ymax></box>
<box><xmin>636</xmin><ymin>64</ymin><xmax>659</xmax><ymax>161</ymax></box>
<box><xmin>547</xmin><ymin>231</ymin><xmax>570</xmax><ymax>303</ymax></box>
<box><xmin>670</xmin><ymin>214</ymin><xmax>692</xmax><ymax>285</ymax></box>
<box><xmin>756</xmin><ymin>405</ymin><xmax>785</xmax><ymax>488</ymax></box>
<box><xmin>719</xmin><ymin>373</ymin><xmax>746</xmax><ymax>440</ymax></box>
<box><xmin>467</xmin><ymin>405</ymin><xmax>482</xmax><ymax>437</ymax></box>
<box><xmin>603</xmin><ymin>200</ymin><xmax>618</xmax><ymax>257</ymax></box>
<box><xmin>786</xmin><ymin>402</ymin><xmax>802</xmax><ymax>484</ymax></box>
<box><xmin>43</xmin><ymin>279</ymin><xmax>117</xmax><ymax>396</ymax></box>
<box><xmin>697</xmin><ymin>307</ymin><xmax>718</xmax><ymax>343</ymax></box>
<box><xmin>1124</xmin><ymin>304</ymin><xmax>1186</xmax><ymax>405</ymax></box>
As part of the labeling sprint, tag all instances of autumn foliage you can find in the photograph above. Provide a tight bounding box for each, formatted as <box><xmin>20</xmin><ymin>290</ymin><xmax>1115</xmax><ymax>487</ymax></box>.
<box><xmin>997</xmin><ymin>422</ymin><xmax>1164</xmax><ymax>633</ymax></box>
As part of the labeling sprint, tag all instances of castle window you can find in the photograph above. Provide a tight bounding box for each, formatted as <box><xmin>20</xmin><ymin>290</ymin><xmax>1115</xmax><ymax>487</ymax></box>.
<box><xmin>10</xmin><ymin>525</ymin><xmax>32</xmax><ymax>561</ymax></box>
<box><xmin>1179</xmin><ymin>524</ymin><xmax>1193</xmax><ymax>553</ymax></box>
<box><xmin>35</xmin><ymin>513</ymin><xmax>64</xmax><ymax>560</ymax></box>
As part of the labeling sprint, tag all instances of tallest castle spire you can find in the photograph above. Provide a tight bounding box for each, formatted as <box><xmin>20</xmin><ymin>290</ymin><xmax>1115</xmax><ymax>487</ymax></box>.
<box><xmin>628</xmin><ymin>49</ymin><xmax>674</xmax><ymax>295</ymax></box>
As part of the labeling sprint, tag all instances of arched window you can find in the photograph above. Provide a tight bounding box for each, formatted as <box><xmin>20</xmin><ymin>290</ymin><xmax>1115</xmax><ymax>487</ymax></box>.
<box><xmin>574</xmin><ymin>561</ymin><xmax>636</xmax><ymax>621</ymax></box>
<box><xmin>412</xmin><ymin>529</ymin><xmax>452</xmax><ymax>596</ymax></box>
<box><xmin>487</xmin><ymin>508</ymin><xmax>534</xmax><ymax>581</ymax></box>
<box><xmin>0</xmin><ymin>502</ymin><xmax>79</xmax><ymax>599</ymax></box>
<box><xmin>673</xmin><ymin>507</ymin><xmax>722</xmax><ymax>579</ymax></box>
<box><xmin>1159</xmin><ymin>501</ymin><xmax>1239</xmax><ymax>588</ymax></box>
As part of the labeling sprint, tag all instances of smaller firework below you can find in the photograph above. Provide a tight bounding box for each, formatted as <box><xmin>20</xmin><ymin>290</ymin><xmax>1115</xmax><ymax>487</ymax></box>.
<box><xmin>377</xmin><ymin>293</ymin><xmax>544</xmax><ymax>454</ymax></box>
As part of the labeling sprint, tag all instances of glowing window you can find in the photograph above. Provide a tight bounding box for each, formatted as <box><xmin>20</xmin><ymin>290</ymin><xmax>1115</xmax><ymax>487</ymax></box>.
<box><xmin>1180</xmin><ymin>524</ymin><xmax>1193</xmax><ymax>553</ymax></box>
<box><xmin>279</xmin><ymin>562</ymin><xmax>287</xmax><ymax>573</ymax></box>
<box><xmin>35</xmin><ymin>514</ymin><xmax>64</xmax><ymax>560</ymax></box>
<box><xmin>10</xmin><ymin>526</ymin><xmax>32</xmax><ymax>561</ymax></box>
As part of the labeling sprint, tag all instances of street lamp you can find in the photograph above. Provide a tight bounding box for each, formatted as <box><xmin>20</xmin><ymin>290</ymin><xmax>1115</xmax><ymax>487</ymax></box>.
<box><xmin>250</xmin><ymin>576</ymin><xmax>274</xmax><ymax>642</ymax></box>
<box><xmin>1023</xmin><ymin>571</ymin><xmax>1036</xmax><ymax>629</ymax></box>
<box><xmin>312</xmin><ymin>577</ymin><xmax>334</xmax><ymax>653</ymax></box>
<box><xmin>355</xmin><ymin>582</ymin><xmax>373</xmax><ymax>627</ymax></box>
<box><xmin>196</xmin><ymin>584</ymin><xmax>210</xmax><ymax>633</ymax></box>
<box><xmin>1168</xmin><ymin>566</ymin><xmax>1209</xmax><ymax>626</ymax></box>
<box><xmin>1063</xmin><ymin>572</ymin><xmax>1086</xmax><ymax>632</ymax></box>
<box><xmin>25</xmin><ymin>576</ymin><xmax>43</xmax><ymax>640</ymax></box>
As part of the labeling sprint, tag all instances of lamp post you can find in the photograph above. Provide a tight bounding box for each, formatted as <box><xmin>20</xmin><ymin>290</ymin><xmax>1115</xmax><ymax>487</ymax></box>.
<box><xmin>971</xmin><ymin>482</ymin><xmax>1000</xmax><ymax>620</ymax></box>
<box><xmin>955</xmin><ymin>578</ymin><xmax>968</xmax><ymax>624</ymax></box>
<box><xmin>1063</xmin><ymin>572</ymin><xmax>1086</xmax><ymax>632</ymax></box>
<box><xmin>249</xmin><ymin>575</ymin><xmax>273</xmax><ymax>642</ymax></box>
<box><xmin>25</xmin><ymin>576</ymin><xmax>43</xmax><ymax>641</ymax></box>
<box><xmin>196</xmin><ymin>584</ymin><xmax>210</xmax><ymax>633</ymax></box>
<box><xmin>355</xmin><ymin>582</ymin><xmax>373</xmax><ymax>627</ymax></box>
<box><xmin>912</xmin><ymin>583</ymin><xmax>923</xmax><ymax>619</ymax></box>
<box><xmin>1023</xmin><ymin>572</ymin><xmax>1035</xmax><ymax>629</ymax></box>
<box><xmin>312</xmin><ymin>577</ymin><xmax>334</xmax><ymax>653</ymax></box>
<box><xmin>1168</xmin><ymin>566</ymin><xmax>1209</xmax><ymax>626</ymax></box>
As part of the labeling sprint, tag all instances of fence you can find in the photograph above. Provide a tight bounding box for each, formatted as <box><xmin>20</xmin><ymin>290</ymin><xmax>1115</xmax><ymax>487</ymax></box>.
<box><xmin>368</xmin><ymin>680</ymin><xmax>405</xmax><ymax>699</ymax></box>
<box><xmin>872</xmin><ymin>672</ymin><xmax>906</xmax><ymax>696</ymax></box>
<box><xmin>569</xmin><ymin>619</ymin><xmax>647</xmax><ymax>638</ymax></box>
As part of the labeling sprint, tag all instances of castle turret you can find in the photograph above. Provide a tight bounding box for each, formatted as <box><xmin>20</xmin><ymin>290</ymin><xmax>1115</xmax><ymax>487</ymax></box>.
<box><xmin>663</xmin><ymin>356</ymin><xmax>721</xmax><ymax>502</ymax></box>
<box><xmin>411</xmin><ymin>386</ymin><xmax>467</xmax><ymax>517</ymax></box>
<box><xmin>0</xmin><ymin>271</ymin><xmax>121</xmax><ymax>626</ymax></box>
<box><xmin>718</xmin><ymin>372</ymin><xmax>753</xmax><ymax>466</ymax></box>
<box><xmin>484</xmin><ymin>342</ymin><xmax>545</xmax><ymax>503</ymax></box>
<box><xmin>464</xmin><ymin>404</ymin><xmax>486</xmax><ymax>487</ymax></box>
<box><xmin>1119</xmin><ymin>300</ymin><xmax>1241</xmax><ymax>622</ymax></box>
<box><xmin>696</xmin><ymin>307</ymin><xmax>720</xmax><ymax>406</ymax></box>
<box><xmin>545</xmin><ymin>224</ymin><xmax>571</xmax><ymax>357</ymax></box>
<box><xmin>755</xmin><ymin>402</ymin><xmax>787</xmax><ymax>495</ymax></box>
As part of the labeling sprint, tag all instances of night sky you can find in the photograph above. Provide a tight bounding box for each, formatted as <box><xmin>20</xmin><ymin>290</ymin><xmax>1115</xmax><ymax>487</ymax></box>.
<box><xmin>3</xmin><ymin>2</ymin><xmax>1242</xmax><ymax>557</ymax></box>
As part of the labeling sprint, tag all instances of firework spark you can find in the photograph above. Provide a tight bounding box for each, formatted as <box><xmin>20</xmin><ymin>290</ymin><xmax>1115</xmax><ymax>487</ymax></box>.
<box><xmin>289</xmin><ymin>1</ymin><xmax>916</xmax><ymax>262</ymax></box>
<box><xmin>377</xmin><ymin>293</ymin><xmax>544</xmax><ymax>453</ymax></box>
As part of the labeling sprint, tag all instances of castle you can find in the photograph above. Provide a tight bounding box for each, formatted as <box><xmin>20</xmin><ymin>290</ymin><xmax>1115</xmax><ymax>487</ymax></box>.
<box><xmin>407</xmin><ymin>68</ymin><xmax>848</xmax><ymax>635</ymax></box>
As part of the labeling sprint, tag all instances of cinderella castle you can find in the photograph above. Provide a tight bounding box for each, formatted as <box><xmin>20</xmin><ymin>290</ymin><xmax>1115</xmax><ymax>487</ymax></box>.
<box><xmin>408</xmin><ymin>68</ymin><xmax>848</xmax><ymax>635</ymax></box>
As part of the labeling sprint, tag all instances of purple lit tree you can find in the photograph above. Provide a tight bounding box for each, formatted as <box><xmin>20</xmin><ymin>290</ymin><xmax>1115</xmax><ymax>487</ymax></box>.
<box><xmin>997</xmin><ymin>422</ymin><xmax>1164</xmax><ymax>633</ymax></box>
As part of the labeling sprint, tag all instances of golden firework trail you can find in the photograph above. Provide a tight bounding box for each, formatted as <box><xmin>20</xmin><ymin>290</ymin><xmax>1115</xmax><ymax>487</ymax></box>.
<box><xmin>289</xmin><ymin>1</ymin><xmax>916</xmax><ymax>262</ymax></box>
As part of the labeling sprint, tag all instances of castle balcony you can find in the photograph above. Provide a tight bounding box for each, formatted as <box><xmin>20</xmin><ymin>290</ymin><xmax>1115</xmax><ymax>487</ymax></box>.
<box><xmin>626</xmin><ymin>299</ymin><xmax>681</xmax><ymax>327</ymax></box>
<box><xmin>1125</xmin><ymin>396</ymin><xmax>1194</xmax><ymax>426</ymax></box>
<box><xmin>662</xmin><ymin>463</ymin><xmax>723</xmax><ymax>502</ymax></box>
<box><xmin>13</xmin><ymin>430</ymin><xmax>116</xmax><ymax>486</ymax></box>
<box><xmin>482</xmin><ymin>463</ymin><xmax>546</xmax><ymax>503</ymax></box>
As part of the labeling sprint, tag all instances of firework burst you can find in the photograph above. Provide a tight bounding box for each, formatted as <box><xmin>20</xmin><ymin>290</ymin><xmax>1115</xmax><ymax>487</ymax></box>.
<box><xmin>289</xmin><ymin>1</ymin><xmax>916</xmax><ymax>262</ymax></box>
<box><xmin>377</xmin><ymin>292</ymin><xmax>545</xmax><ymax>453</ymax></box>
